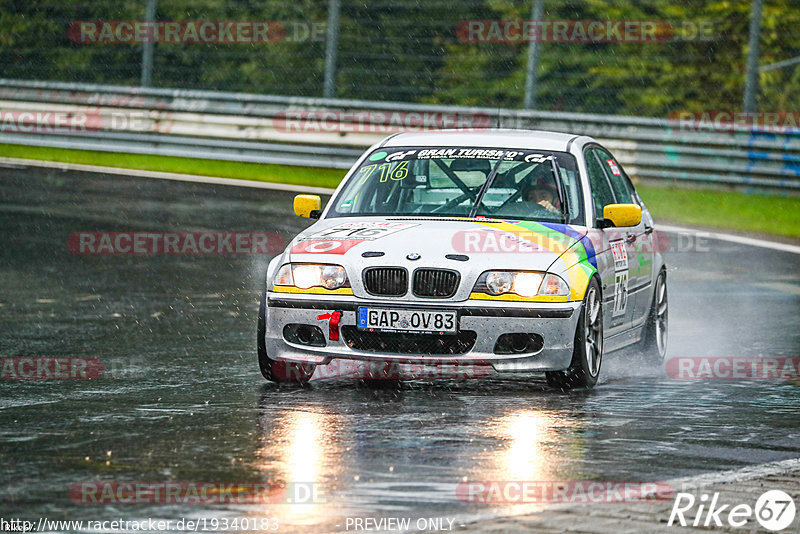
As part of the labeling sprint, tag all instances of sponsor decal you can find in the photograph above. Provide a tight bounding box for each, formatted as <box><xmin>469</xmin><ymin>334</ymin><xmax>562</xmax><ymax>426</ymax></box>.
<box><xmin>300</xmin><ymin>222</ymin><xmax>418</xmax><ymax>242</ymax></box>
<box><xmin>610</xmin><ymin>240</ymin><xmax>628</xmax><ymax>270</ymax></box>
<box><xmin>524</xmin><ymin>153</ymin><xmax>554</xmax><ymax>163</ymax></box>
<box><xmin>290</xmin><ymin>239</ymin><xmax>365</xmax><ymax>255</ymax></box>
<box><xmin>606</xmin><ymin>159</ymin><xmax>621</xmax><ymax>176</ymax></box>
<box><xmin>413</xmin><ymin>148</ymin><xmax>527</xmax><ymax>160</ymax></box>
<box><xmin>610</xmin><ymin>240</ymin><xmax>629</xmax><ymax>317</ymax></box>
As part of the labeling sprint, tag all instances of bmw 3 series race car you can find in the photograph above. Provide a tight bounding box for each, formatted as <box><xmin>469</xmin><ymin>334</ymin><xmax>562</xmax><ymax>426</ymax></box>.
<box><xmin>257</xmin><ymin>130</ymin><xmax>668</xmax><ymax>388</ymax></box>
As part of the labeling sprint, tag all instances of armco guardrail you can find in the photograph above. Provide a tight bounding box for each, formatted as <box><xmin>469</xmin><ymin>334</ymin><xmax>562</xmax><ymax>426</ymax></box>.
<box><xmin>0</xmin><ymin>79</ymin><xmax>798</xmax><ymax>191</ymax></box>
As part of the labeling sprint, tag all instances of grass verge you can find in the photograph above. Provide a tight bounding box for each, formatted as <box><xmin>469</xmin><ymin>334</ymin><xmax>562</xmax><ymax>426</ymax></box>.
<box><xmin>2</xmin><ymin>143</ymin><xmax>798</xmax><ymax>240</ymax></box>
<box><xmin>0</xmin><ymin>143</ymin><xmax>345</xmax><ymax>189</ymax></box>
<box><xmin>636</xmin><ymin>184</ymin><xmax>800</xmax><ymax>240</ymax></box>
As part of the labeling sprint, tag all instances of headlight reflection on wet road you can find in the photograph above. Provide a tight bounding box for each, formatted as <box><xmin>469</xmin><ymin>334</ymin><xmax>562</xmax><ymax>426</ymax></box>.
<box><xmin>256</xmin><ymin>407</ymin><xmax>343</xmax><ymax>524</ymax></box>
<box><xmin>502</xmin><ymin>411</ymin><xmax>556</xmax><ymax>482</ymax></box>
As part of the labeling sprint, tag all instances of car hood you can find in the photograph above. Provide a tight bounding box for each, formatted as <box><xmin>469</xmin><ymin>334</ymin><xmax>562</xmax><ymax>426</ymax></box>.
<box><xmin>286</xmin><ymin>217</ymin><xmax>589</xmax><ymax>276</ymax></box>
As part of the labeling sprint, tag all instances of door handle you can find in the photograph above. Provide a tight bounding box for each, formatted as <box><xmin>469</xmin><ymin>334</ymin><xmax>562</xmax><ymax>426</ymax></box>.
<box><xmin>626</xmin><ymin>233</ymin><xmax>636</xmax><ymax>244</ymax></box>
<box><xmin>644</xmin><ymin>225</ymin><xmax>654</xmax><ymax>235</ymax></box>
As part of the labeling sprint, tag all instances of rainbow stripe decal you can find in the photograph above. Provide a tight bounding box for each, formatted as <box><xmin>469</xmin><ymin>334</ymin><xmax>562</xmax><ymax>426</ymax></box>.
<box><xmin>469</xmin><ymin>219</ymin><xmax>597</xmax><ymax>301</ymax></box>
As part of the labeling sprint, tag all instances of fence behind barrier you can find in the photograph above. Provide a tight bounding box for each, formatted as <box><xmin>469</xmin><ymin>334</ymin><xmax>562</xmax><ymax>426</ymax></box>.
<box><xmin>0</xmin><ymin>79</ymin><xmax>798</xmax><ymax>191</ymax></box>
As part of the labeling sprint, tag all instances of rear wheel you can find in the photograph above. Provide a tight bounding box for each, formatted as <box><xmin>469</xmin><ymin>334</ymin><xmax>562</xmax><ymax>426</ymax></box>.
<box><xmin>257</xmin><ymin>290</ymin><xmax>315</xmax><ymax>384</ymax></box>
<box><xmin>640</xmin><ymin>270</ymin><xmax>668</xmax><ymax>363</ymax></box>
<box><xmin>546</xmin><ymin>278</ymin><xmax>603</xmax><ymax>390</ymax></box>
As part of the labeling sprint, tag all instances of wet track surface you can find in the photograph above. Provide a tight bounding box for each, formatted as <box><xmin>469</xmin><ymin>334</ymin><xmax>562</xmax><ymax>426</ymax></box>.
<box><xmin>1</xmin><ymin>166</ymin><xmax>799</xmax><ymax>531</ymax></box>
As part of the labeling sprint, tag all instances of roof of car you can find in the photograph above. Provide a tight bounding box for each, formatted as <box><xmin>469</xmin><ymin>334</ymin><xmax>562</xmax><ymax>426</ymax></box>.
<box><xmin>381</xmin><ymin>129</ymin><xmax>586</xmax><ymax>152</ymax></box>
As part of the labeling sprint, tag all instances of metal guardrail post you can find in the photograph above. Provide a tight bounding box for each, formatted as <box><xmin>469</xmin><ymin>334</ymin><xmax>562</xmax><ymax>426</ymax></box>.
<box><xmin>323</xmin><ymin>0</ymin><xmax>341</xmax><ymax>99</ymax></box>
<box><xmin>140</xmin><ymin>0</ymin><xmax>157</xmax><ymax>87</ymax></box>
<box><xmin>523</xmin><ymin>0</ymin><xmax>545</xmax><ymax>110</ymax></box>
<box><xmin>743</xmin><ymin>0</ymin><xmax>763</xmax><ymax>113</ymax></box>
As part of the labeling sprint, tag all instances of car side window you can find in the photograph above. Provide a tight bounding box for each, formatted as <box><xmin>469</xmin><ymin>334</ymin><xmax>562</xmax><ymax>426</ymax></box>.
<box><xmin>584</xmin><ymin>148</ymin><xmax>616</xmax><ymax>221</ymax></box>
<box><xmin>595</xmin><ymin>148</ymin><xmax>634</xmax><ymax>204</ymax></box>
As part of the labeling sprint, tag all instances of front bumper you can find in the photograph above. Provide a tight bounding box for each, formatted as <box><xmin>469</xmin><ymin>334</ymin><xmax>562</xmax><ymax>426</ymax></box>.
<box><xmin>264</xmin><ymin>293</ymin><xmax>582</xmax><ymax>373</ymax></box>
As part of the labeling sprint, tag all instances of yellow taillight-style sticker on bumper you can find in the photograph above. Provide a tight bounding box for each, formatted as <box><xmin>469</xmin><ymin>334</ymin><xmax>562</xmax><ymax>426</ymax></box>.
<box><xmin>272</xmin><ymin>286</ymin><xmax>354</xmax><ymax>295</ymax></box>
<box><xmin>468</xmin><ymin>292</ymin><xmax>569</xmax><ymax>303</ymax></box>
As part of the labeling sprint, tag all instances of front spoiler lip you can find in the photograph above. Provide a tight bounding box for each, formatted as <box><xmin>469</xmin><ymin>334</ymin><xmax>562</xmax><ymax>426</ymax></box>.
<box><xmin>266</xmin><ymin>297</ymin><xmax>575</xmax><ymax>319</ymax></box>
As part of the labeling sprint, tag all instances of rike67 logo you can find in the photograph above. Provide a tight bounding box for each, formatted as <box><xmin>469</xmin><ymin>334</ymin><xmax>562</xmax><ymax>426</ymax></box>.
<box><xmin>668</xmin><ymin>489</ymin><xmax>796</xmax><ymax>531</ymax></box>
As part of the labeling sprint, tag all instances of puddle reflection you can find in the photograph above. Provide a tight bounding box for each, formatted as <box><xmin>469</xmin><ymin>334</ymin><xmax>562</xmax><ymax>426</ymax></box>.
<box><xmin>254</xmin><ymin>401</ymin><xmax>349</xmax><ymax>525</ymax></box>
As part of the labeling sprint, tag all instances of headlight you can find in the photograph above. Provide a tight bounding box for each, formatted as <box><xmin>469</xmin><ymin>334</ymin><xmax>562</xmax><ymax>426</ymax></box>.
<box><xmin>476</xmin><ymin>271</ymin><xmax>569</xmax><ymax>298</ymax></box>
<box><xmin>274</xmin><ymin>263</ymin><xmax>349</xmax><ymax>290</ymax></box>
<box><xmin>486</xmin><ymin>272</ymin><xmax>515</xmax><ymax>295</ymax></box>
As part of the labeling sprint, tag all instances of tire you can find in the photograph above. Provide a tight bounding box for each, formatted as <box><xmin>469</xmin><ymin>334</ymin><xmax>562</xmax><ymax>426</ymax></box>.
<box><xmin>257</xmin><ymin>290</ymin><xmax>315</xmax><ymax>384</ymax></box>
<box><xmin>640</xmin><ymin>270</ymin><xmax>668</xmax><ymax>364</ymax></box>
<box><xmin>546</xmin><ymin>278</ymin><xmax>603</xmax><ymax>390</ymax></box>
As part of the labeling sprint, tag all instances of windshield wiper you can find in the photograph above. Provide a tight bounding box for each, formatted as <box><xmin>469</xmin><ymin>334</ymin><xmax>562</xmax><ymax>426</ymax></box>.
<box><xmin>468</xmin><ymin>154</ymin><xmax>507</xmax><ymax>218</ymax></box>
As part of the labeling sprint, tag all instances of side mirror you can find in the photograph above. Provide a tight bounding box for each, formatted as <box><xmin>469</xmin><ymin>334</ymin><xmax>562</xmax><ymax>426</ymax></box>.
<box><xmin>602</xmin><ymin>204</ymin><xmax>641</xmax><ymax>227</ymax></box>
<box><xmin>293</xmin><ymin>195</ymin><xmax>321</xmax><ymax>218</ymax></box>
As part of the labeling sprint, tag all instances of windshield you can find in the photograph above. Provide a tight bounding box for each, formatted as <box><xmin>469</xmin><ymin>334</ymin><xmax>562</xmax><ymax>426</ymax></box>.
<box><xmin>328</xmin><ymin>147</ymin><xmax>583</xmax><ymax>224</ymax></box>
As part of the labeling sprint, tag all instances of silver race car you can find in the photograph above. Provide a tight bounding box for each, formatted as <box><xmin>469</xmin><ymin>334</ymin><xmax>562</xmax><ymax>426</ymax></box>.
<box><xmin>258</xmin><ymin>130</ymin><xmax>667</xmax><ymax>388</ymax></box>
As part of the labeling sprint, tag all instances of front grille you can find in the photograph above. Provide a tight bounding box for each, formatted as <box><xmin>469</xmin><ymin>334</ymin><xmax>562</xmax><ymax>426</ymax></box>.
<box><xmin>341</xmin><ymin>327</ymin><xmax>477</xmax><ymax>355</ymax></box>
<box><xmin>413</xmin><ymin>269</ymin><xmax>460</xmax><ymax>298</ymax></box>
<box><xmin>363</xmin><ymin>267</ymin><xmax>407</xmax><ymax>296</ymax></box>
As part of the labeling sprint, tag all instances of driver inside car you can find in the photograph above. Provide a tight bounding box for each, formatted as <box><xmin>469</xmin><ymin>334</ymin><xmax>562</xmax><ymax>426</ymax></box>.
<box><xmin>522</xmin><ymin>178</ymin><xmax>561</xmax><ymax>214</ymax></box>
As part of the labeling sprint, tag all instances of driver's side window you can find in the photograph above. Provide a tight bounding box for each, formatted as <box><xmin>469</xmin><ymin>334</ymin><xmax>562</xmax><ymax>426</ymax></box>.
<box><xmin>584</xmin><ymin>148</ymin><xmax>616</xmax><ymax>222</ymax></box>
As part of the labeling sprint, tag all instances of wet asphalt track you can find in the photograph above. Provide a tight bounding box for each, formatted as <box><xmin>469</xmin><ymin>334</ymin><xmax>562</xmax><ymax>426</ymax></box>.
<box><xmin>0</xmin><ymin>165</ymin><xmax>798</xmax><ymax>532</ymax></box>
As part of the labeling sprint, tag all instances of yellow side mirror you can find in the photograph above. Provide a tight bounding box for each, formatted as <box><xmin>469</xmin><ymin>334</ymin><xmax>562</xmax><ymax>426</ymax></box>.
<box><xmin>293</xmin><ymin>194</ymin><xmax>321</xmax><ymax>218</ymax></box>
<box><xmin>603</xmin><ymin>204</ymin><xmax>642</xmax><ymax>227</ymax></box>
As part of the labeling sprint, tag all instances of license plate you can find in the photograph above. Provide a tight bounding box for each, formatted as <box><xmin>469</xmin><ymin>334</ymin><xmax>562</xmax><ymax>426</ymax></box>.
<box><xmin>357</xmin><ymin>307</ymin><xmax>458</xmax><ymax>335</ymax></box>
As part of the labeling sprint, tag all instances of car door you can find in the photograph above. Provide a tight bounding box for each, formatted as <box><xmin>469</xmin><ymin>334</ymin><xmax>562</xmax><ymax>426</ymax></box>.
<box><xmin>583</xmin><ymin>147</ymin><xmax>634</xmax><ymax>336</ymax></box>
<box><xmin>593</xmin><ymin>147</ymin><xmax>654</xmax><ymax>329</ymax></box>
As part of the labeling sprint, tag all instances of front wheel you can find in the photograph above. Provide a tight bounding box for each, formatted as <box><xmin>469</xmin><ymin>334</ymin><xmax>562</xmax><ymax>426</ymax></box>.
<box><xmin>640</xmin><ymin>270</ymin><xmax>668</xmax><ymax>363</ymax></box>
<box><xmin>257</xmin><ymin>290</ymin><xmax>315</xmax><ymax>384</ymax></box>
<box><xmin>546</xmin><ymin>278</ymin><xmax>603</xmax><ymax>390</ymax></box>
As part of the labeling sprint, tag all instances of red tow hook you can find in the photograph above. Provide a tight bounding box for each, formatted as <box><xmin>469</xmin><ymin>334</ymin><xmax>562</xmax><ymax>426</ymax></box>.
<box><xmin>316</xmin><ymin>311</ymin><xmax>343</xmax><ymax>341</ymax></box>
